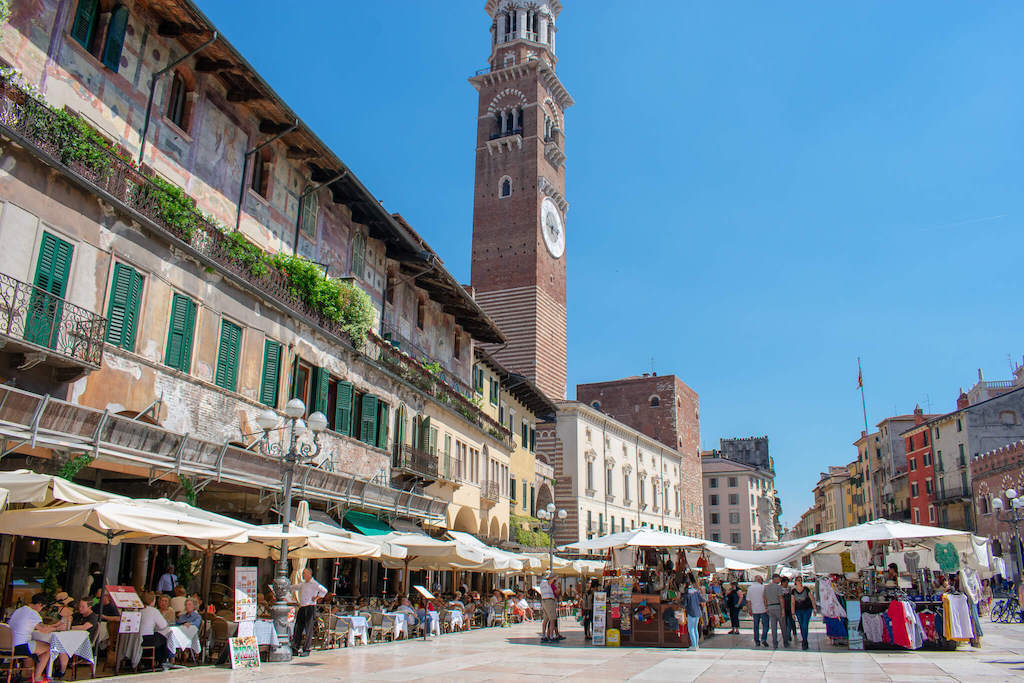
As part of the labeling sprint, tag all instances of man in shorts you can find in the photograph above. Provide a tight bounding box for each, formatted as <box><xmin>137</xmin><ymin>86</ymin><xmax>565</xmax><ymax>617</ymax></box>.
<box><xmin>9</xmin><ymin>593</ymin><xmax>57</xmax><ymax>681</ymax></box>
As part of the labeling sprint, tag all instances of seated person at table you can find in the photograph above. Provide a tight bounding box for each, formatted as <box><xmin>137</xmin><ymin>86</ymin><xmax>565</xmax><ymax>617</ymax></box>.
<box><xmin>54</xmin><ymin>599</ymin><xmax>101</xmax><ymax>678</ymax></box>
<box><xmin>449</xmin><ymin>592</ymin><xmax>465</xmax><ymax>611</ymax></box>
<box><xmin>157</xmin><ymin>594</ymin><xmax>176</xmax><ymax>624</ymax></box>
<box><xmin>394</xmin><ymin>596</ymin><xmax>419</xmax><ymax>627</ymax></box>
<box><xmin>170</xmin><ymin>585</ymin><xmax>188</xmax><ymax>615</ymax></box>
<box><xmin>8</xmin><ymin>593</ymin><xmax>57</xmax><ymax>682</ymax></box>
<box><xmin>256</xmin><ymin>593</ymin><xmax>270</xmax><ymax>618</ymax></box>
<box><xmin>175</xmin><ymin>598</ymin><xmax>202</xmax><ymax>629</ymax></box>
<box><xmin>99</xmin><ymin>592</ymin><xmax>120</xmax><ymax>622</ymax></box>
<box><xmin>139</xmin><ymin>591</ymin><xmax>170</xmax><ymax>669</ymax></box>
<box><xmin>513</xmin><ymin>592</ymin><xmax>533</xmax><ymax>621</ymax></box>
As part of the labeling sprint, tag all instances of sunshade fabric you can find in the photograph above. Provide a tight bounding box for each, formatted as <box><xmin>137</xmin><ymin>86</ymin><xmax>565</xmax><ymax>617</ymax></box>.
<box><xmin>708</xmin><ymin>543</ymin><xmax>810</xmax><ymax>570</ymax></box>
<box><xmin>344</xmin><ymin>510</ymin><xmax>393</xmax><ymax>536</ymax></box>
<box><xmin>306</xmin><ymin>521</ymin><xmax>408</xmax><ymax>561</ymax></box>
<box><xmin>447</xmin><ymin>530</ymin><xmax>532</xmax><ymax>572</ymax></box>
<box><xmin>801</xmin><ymin>518</ymin><xmax>971</xmax><ymax>544</ymax></box>
<box><xmin>0</xmin><ymin>499</ymin><xmax>249</xmax><ymax>549</ymax></box>
<box><xmin>563</xmin><ymin>528</ymin><xmax>729</xmax><ymax>553</ymax></box>
<box><xmin>218</xmin><ymin>523</ymin><xmax>381</xmax><ymax>560</ymax></box>
<box><xmin>379</xmin><ymin>532</ymin><xmax>487</xmax><ymax>570</ymax></box>
<box><xmin>0</xmin><ymin>469</ymin><xmax>125</xmax><ymax>505</ymax></box>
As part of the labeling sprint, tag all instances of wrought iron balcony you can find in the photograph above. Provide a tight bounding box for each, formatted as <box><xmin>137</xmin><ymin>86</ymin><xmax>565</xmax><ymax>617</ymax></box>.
<box><xmin>482</xmin><ymin>480</ymin><xmax>501</xmax><ymax>502</ymax></box>
<box><xmin>933</xmin><ymin>483</ymin><xmax>972</xmax><ymax>504</ymax></box>
<box><xmin>393</xmin><ymin>444</ymin><xmax>438</xmax><ymax>481</ymax></box>
<box><xmin>0</xmin><ymin>272</ymin><xmax>105</xmax><ymax>374</ymax></box>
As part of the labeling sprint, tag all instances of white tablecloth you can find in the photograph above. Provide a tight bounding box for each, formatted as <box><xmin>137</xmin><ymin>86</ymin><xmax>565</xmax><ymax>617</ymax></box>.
<box><xmin>253</xmin><ymin>620</ymin><xmax>279</xmax><ymax>647</ymax></box>
<box><xmin>384</xmin><ymin>612</ymin><xmax>409</xmax><ymax>639</ymax></box>
<box><xmin>337</xmin><ymin>616</ymin><xmax>368</xmax><ymax>646</ymax></box>
<box><xmin>161</xmin><ymin>624</ymin><xmax>201</xmax><ymax>656</ymax></box>
<box><xmin>426</xmin><ymin>610</ymin><xmax>440</xmax><ymax>636</ymax></box>
<box><xmin>448</xmin><ymin>611</ymin><xmax>464</xmax><ymax>630</ymax></box>
<box><xmin>46</xmin><ymin>630</ymin><xmax>94</xmax><ymax>676</ymax></box>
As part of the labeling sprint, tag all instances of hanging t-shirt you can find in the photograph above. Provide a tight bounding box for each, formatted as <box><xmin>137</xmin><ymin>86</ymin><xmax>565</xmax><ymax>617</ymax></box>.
<box><xmin>850</xmin><ymin>541</ymin><xmax>871</xmax><ymax>568</ymax></box>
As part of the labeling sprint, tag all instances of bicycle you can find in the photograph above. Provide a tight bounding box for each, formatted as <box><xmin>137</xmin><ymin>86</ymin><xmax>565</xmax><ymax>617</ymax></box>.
<box><xmin>991</xmin><ymin>596</ymin><xmax>1023</xmax><ymax>623</ymax></box>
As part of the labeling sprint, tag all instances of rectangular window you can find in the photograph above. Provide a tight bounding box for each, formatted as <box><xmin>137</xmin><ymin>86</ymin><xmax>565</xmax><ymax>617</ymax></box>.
<box><xmin>101</xmin><ymin>6</ymin><xmax>128</xmax><ymax>72</ymax></box>
<box><xmin>351</xmin><ymin>233</ymin><xmax>365</xmax><ymax>278</ymax></box>
<box><xmin>416</xmin><ymin>299</ymin><xmax>425</xmax><ymax>330</ymax></box>
<box><xmin>934</xmin><ymin>427</ymin><xmax>939</xmax><ymax>440</ymax></box>
<box><xmin>729</xmin><ymin>511</ymin><xmax>740</xmax><ymax>524</ymax></box>
<box><xmin>587</xmin><ymin>509</ymin><xmax>593</xmax><ymax>532</ymax></box>
<box><xmin>258</xmin><ymin>340</ymin><xmax>282</xmax><ymax>407</ymax></box>
<box><xmin>291</xmin><ymin>360</ymin><xmax>312</xmax><ymax>405</ymax></box>
<box><xmin>956</xmin><ymin>418</ymin><xmax>962</xmax><ymax>432</ymax></box>
<box><xmin>28</xmin><ymin>232</ymin><xmax>74</xmax><ymax>351</ymax></box>
<box><xmin>214</xmin><ymin>319</ymin><xmax>242</xmax><ymax>391</ymax></box>
<box><xmin>359</xmin><ymin>394</ymin><xmax>379</xmax><ymax>445</ymax></box>
<box><xmin>730</xmin><ymin>532</ymin><xmax>741</xmax><ymax>545</ymax></box>
<box><xmin>923</xmin><ymin>452</ymin><xmax>931</xmax><ymax>467</ymax></box>
<box><xmin>375</xmin><ymin>401</ymin><xmax>390</xmax><ymax>450</ymax></box>
<box><xmin>529</xmin><ymin>427</ymin><xmax>536</xmax><ymax>452</ymax></box>
<box><xmin>332</xmin><ymin>380</ymin><xmax>354</xmax><ymax>436</ymax></box>
<box><xmin>164</xmin><ymin>293</ymin><xmax>196</xmax><ymax>372</ymax></box>
<box><xmin>473</xmin><ymin>366</ymin><xmax>484</xmax><ymax>393</ymax></box>
<box><xmin>728</xmin><ymin>493</ymin><xmax>739</xmax><ymax>505</ymax></box>
<box><xmin>711</xmin><ymin>532</ymin><xmax>720</xmax><ymax>542</ymax></box>
<box><xmin>453</xmin><ymin>330</ymin><xmax>461</xmax><ymax>359</ymax></box>
<box><xmin>911</xmin><ymin>482</ymin><xmax>919</xmax><ymax>498</ymax></box>
<box><xmin>928</xmin><ymin>505</ymin><xmax>935</xmax><ymax>523</ymax></box>
<box><xmin>598</xmin><ymin>513</ymin><xmax>603</xmax><ymax>534</ymax></box>
<box><xmin>709</xmin><ymin>494</ymin><xmax>718</xmax><ymax>506</ymax></box>
<box><xmin>106</xmin><ymin>262</ymin><xmax>144</xmax><ymax>350</ymax></box>
<box><xmin>728</xmin><ymin>477</ymin><xmax>737</xmax><ymax>487</ymax></box>
<box><xmin>489</xmin><ymin>378</ymin><xmax>499</xmax><ymax>405</ymax></box>
<box><xmin>250</xmin><ymin>148</ymin><xmax>268</xmax><ymax>197</ymax></box>
<box><xmin>914</xmin><ymin>508</ymin><xmax>920</xmax><ymax>524</ymax></box>
<box><xmin>909</xmin><ymin>458</ymin><xmax>917</xmax><ymax>472</ymax></box>
<box><xmin>606</xmin><ymin>467</ymin><xmax>613</xmax><ymax>494</ymax></box>
<box><xmin>510</xmin><ymin>477</ymin><xmax>517</xmax><ymax>502</ymax></box>
<box><xmin>586</xmin><ymin>461</ymin><xmax>594</xmax><ymax>491</ymax></box>
<box><xmin>530</xmin><ymin>485</ymin><xmax>535</xmax><ymax>515</ymax></box>
<box><xmin>310</xmin><ymin>367</ymin><xmax>329</xmax><ymax>416</ymax></box>
<box><xmin>71</xmin><ymin>0</ymin><xmax>98</xmax><ymax>49</ymax></box>
<box><xmin>709</xmin><ymin>478</ymin><xmax>718</xmax><ymax>488</ymax></box>
<box><xmin>623</xmin><ymin>473</ymin><xmax>630</xmax><ymax>500</ymax></box>
<box><xmin>925</xmin><ymin>479</ymin><xmax>933</xmax><ymax>494</ymax></box>
<box><xmin>710</xmin><ymin>512</ymin><xmax>719</xmax><ymax>524</ymax></box>
<box><xmin>522</xmin><ymin>421</ymin><xmax>528</xmax><ymax>447</ymax></box>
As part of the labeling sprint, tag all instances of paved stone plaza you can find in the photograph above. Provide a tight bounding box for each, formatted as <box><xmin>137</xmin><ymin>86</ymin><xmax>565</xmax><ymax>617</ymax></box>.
<box><xmin>123</xmin><ymin>619</ymin><xmax>1024</xmax><ymax>682</ymax></box>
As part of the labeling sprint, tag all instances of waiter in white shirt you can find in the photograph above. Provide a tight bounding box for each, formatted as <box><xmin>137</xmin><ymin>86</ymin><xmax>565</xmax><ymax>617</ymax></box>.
<box><xmin>290</xmin><ymin>568</ymin><xmax>327</xmax><ymax>656</ymax></box>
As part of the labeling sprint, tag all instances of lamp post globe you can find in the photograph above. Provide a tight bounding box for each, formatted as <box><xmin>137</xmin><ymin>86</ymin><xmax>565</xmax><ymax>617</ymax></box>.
<box><xmin>1006</xmin><ymin>488</ymin><xmax>1018</xmax><ymax>501</ymax></box>
<box><xmin>255</xmin><ymin>409</ymin><xmax>280</xmax><ymax>432</ymax></box>
<box><xmin>285</xmin><ymin>397</ymin><xmax>305</xmax><ymax>419</ymax></box>
<box><xmin>557</xmin><ymin>508</ymin><xmax>567</xmax><ymax>520</ymax></box>
<box><xmin>307</xmin><ymin>411</ymin><xmax>328</xmax><ymax>433</ymax></box>
<box><xmin>993</xmin><ymin>498</ymin><xmax>1005</xmax><ymax>511</ymax></box>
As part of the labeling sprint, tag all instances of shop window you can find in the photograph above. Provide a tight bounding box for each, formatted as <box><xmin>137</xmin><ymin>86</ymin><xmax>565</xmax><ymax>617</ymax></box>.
<box><xmin>258</xmin><ymin>340</ymin><xmax>282</xmax><ymax>407</ymax></box>
<box><xmin>299</xmin><ymin>189</ymin><xmax>318</xmax><ymax>238</ymax></box>
<box><xmin>106</xmin><ymin>262</ymin><xmax>144</xmax><ymax>351</ymax></box>
<box><xmin>101</xmin><ymin>5</ymin><xmax>129</xmax><ymax>72</ymax></box>
<box><xmin>164</xmin><ymin>293</ymin><xmax>197</xmax><ymax>372</ymax></box>
<box><xmin>214</xmin><ymin>319</ymin><xmax>242</xmax><ymax>392</ymax></box>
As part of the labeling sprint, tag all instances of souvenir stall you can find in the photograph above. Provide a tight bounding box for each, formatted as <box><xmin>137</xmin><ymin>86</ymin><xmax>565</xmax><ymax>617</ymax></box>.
<box><xmin>562</xmin><ymin>529</ymin><xmax>724</xmax><ymax>647</ymax></box>
<box><xmin>802</xmin><ymin>519</ymin><xmax>990</xmax><ymax>652</ymax></box>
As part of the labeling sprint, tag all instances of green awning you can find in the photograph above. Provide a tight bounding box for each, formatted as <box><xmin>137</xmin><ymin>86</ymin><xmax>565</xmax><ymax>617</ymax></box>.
<box><xmin>344</xmin><ymin>510</ymin><xmax>393</xmax><ymax>536</ymax></box>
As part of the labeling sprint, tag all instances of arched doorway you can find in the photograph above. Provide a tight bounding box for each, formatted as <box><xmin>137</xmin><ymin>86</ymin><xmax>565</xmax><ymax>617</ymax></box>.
<box><xmin>500</xmin><ymin>523</ymin><xmax>509</xmax><ymax>541</ymax></box>
<box><xmin>489</xmin><ymin>516</ymin><xmax>500</xmax><ymax>540</ymax></box>
<box><xmin>452</xmin><ymin>506</ymin><xmax>478</xmax><ymax>533</ymax></box>
<box><xmin>535</xmin><ymin>481</ymin><xmax>555</xmax><ymax>514</ymax></box>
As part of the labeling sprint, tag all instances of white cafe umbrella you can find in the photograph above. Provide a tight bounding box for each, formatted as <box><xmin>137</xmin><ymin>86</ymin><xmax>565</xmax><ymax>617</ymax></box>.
<box><xmin>562</xmin><ymin>528</ymin><xmax>729</xmax><ymax>553</ymax></box>
<box><xmin>0</xmin><ymin>469</ymin><xmax>125</xmax><ymax>506</ymax></box>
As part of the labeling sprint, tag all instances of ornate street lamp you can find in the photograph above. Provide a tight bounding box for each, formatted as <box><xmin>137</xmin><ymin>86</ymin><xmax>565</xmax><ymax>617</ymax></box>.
<box><xmin>537</xmin><ymin>502</ymin><xmax>567</xmax><ymax>574</ymax></box>
<box><xmin>254</xmin><ymin>398</ymin><xmax>327</xmax><ymax>662</ymax></box>
<box><xmin>991</xmin><ymin>488</ymin><xmax>1024</xmax><ymax>580</ymax></box>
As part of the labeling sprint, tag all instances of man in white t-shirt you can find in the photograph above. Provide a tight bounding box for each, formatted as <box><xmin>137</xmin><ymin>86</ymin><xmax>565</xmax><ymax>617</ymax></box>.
<box><xmin>745</xmin><ymin>576</ymin><xmax>768</xmax><ymax>647</ymax></box>
<box><xmin>8</xmin><ymin>593</ymin><xmax>56</xmax><ymax>681</ymax></box>
<box><xmin>537</xmin><ymin>575</ymin><xmax>561</xmax><ymax>642</ymax></box>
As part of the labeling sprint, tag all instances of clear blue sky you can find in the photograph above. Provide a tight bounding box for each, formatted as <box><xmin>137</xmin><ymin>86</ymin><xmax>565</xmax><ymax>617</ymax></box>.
<box><xmin>198</xmin><ymin>1</ymin><xmax>1024</xmax><ymax>527</ymax></box>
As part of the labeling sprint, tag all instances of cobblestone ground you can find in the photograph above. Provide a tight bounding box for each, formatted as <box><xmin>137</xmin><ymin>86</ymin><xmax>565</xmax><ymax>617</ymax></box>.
<box><xmin>120</xmin><ymin>618</ymin><xmax>1024</xmax><ymax>682</ymax></box>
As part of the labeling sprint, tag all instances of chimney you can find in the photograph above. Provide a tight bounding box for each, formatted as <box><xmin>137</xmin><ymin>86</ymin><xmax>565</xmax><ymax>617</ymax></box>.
<box><xmin>956</xmin><ymin>389</ymin><xmax>969</xmax><ymax>410</ymax></box>
<box><xmin>913</xmin><ymin>404</ymin><xmax>924</xmax><ymax>424</ymax></box>
<box><xmin>978</xmin><ymin>368</ymin><xmax>984</xmax><ymax>382</ymax></box>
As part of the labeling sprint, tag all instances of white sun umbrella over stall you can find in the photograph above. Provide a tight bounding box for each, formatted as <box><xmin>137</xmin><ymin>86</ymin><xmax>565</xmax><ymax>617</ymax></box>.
<box><xmin>562</xmin><ymin>528</ymin><xmax>729</xmax><ymax>553</ymax></box>
<box><xmin>447</xmin><ymin>530</ymin><xmax>529</xmax><ymax>573</ymax></box>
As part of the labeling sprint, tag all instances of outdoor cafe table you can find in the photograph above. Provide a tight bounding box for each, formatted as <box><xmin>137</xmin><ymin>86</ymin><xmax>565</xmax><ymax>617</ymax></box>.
<box><xmin>226</xmin><ymin>619</ymin><xmax>281</xmax><ymax>647</ymax></box>
<box><xmin>384</xmin><ymin>612</ymin><xmax>409</xmax><ymax>640</ymax></box>
<box><xmin>336</xmin><ymin>615</ymin><xmax>368</xmax><ymax>646</ymax></box>
<box><xmin>163</xmin><ymin>624</ymin><xmax>201</xmax><ymax>657</ymax></box>
<box><xmin>447</xmin><ymin>610</ymin><xmax>464</xmax><ymax>630</ymax></box>
<box><xmin>44</xmin><ymin>630</ymin><xmax>95</xmax><ymax>677</ymax></box>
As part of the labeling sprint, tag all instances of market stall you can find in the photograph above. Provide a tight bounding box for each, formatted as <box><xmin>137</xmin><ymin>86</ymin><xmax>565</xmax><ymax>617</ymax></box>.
<box><xmin>799</xmin><ymin>519</ymin><xmax>989</xmax><ymax>651</ymax></box>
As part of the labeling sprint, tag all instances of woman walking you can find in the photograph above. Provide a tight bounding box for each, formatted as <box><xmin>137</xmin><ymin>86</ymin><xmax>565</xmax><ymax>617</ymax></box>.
<box><xmin>684</xmin><ymin>574</ymin><xmax>706</xmax><ymax>650</ymax></box>
<box><xmin>725</xmin><ymin>581</ymin><xmax>743</xmax><ymax>634</ymax></box>
<box><xmin>790</xmin><ymin>577</ymin><xmax>816</xmax><ymax>650</ymax></box>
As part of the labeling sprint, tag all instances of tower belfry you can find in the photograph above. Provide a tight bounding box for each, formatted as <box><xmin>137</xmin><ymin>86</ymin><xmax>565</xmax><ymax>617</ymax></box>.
<box><xmin>469</xmin><ymin>0</ymin><xmax>573</xmax><ymax>400</ymax></box>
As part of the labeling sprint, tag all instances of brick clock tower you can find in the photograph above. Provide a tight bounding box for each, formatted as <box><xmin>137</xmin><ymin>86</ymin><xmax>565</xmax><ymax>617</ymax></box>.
<box><xmin>470</xmin><ymin>0</ymin><xmax>573</xmax><ymax>401</ymax></box>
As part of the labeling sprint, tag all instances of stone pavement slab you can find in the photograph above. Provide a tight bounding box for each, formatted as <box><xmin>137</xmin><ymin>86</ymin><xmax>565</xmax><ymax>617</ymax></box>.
<box><xmin>114</xmin><ymin>618</ymin><xmax>1024</xmax><ymax>682</ymax></box>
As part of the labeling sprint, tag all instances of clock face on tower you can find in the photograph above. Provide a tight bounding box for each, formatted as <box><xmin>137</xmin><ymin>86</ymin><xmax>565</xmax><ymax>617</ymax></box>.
<box><xmin>540</xmin><ymin>197</ymin><xmax>565</xmax><ymax>259</ymax></box>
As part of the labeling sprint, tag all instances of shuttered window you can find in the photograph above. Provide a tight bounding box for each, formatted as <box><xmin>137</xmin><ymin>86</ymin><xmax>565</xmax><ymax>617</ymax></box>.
<box><xmin>102</xmin><ymin>5</ymin><xmax>129</xmax><ymax>72</ymax></box>
<box><xmin>521</xmin><ymin>422</ymin><xmax>528</xmax><ymax>447</ymax></box>
<box><xmin>376</xmin><ymin>402</ymin><xmax>389</xmax><ymax>450</ymax></box>
<box><xmin>214</xmin><ymin>319</ymin><xmax>242</xmax><ymax>391</ymax></box>
<box><xmin>26</xmin><ymin>233</ymin><xmax>74</xmax><ymax>349</ymax></box>
<box><xmin>311</xmin><ymin>367</ymin><xmax>329</xmax><ymax>415</ymax></box>
<box><xmin>359</xmin><ymin>394</ymin><xmax>379</xmax><ymax>445</ymax></box>
<box><xmin>105</xmin><ymin>262</ymin><xmax>143</xmax><ymax>350</ymax></box>
<box><xmin>488</xmin><ymin>378</ymin><xmax>498</xmax><ymax>405</ymax></box>
<box><xmin>351</xmin><ymin>232</ymin><xmax>365</xmax><ymax>277</ymax></box>
<box><xmin>259</xmin><ymin>340</ymin><xmax>282</xmax><ymax>407</ymax></box>
<box><xmin>164</xmin><ymin>293</ymin><xmax>196</xmax><ymax>371</ymax></box>
<box><xmin>529</xmin><ymin>427</ymin><xmax>536</xmax><ymax>452</ymax></box>
<box><xmin>511</xmin><ymin>478</ymin><xmax>517</xmax><ymax>502</ymax></box>
<box><xmin>334</xmin><ymin>381</ymin><xmax>354</xmax><ymax>436</ymax></box>
<box><xmin>71</xmin><ymin>0</ymin><xmax>98</xmax><ymax>49</ymax></box>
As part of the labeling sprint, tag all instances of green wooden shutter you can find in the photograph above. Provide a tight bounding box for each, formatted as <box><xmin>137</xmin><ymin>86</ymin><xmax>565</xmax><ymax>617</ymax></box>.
<box><xmin>26</xmin><ymin>233</ymin><xmax>73</xmax><ymax>349</ymax></box>
<box><xmin>511</xmin><ymin>478</ymin><xmax>516</xmax><ymax>502</ymax></box>
<box><xmin>394</xmin><ymin>404</ymin><xmax>406</xmax><ymax>454</ymax></box>
<box><xmin>259</xmin><ymin>340</ymin><xmax>282</xmax><ymax>407</ymax></box>
<box><xmin>214</xmin><ymin>319</ymin><xmax>241</xmax><ymax>391</ymax></box>
<box><xmin>375</xmin><ymin>402</ymin><xmax>389</xmax><ymax>449</ymax></box>
<box><xmin>312</xmin><ymin>367</ymin><xmax>329</xmax><ymax>415</ymax></box>
<box><xmin>360</xmin><ymin>394</ymin><xmax>378</xmax><ymax>444</ymax></box>
<box><xmin>105</xmin><ymin>262</ymin><xmax>143</xmax><ymax>350</ymax></box>
<box><xmin>71</xmin><ymin>0</ymin><xmax>98</xmax><ymax>48</ymax></box>
<box><xmin>164</xmin><ymin>293</ymin><xmax>196</xmax><ymax>371</ymax></box>
<box><xmin>428</xmin><ymin>427</ymin><xmax>437</xmax><ymax>455</ymax></box>
<box><xmin>419</xmin><ymin>416</ymin><xmax>431</xmax><ymax>451</ymax></box>
<box><xmin>334</xmin><ymin>381</ymin><xmax>354</xmax><ymax>436</ymax></box>
<box><xmin>102</xmin><ymin>5</ymin><xmax>129</xmax><ymax>72</ymax></box>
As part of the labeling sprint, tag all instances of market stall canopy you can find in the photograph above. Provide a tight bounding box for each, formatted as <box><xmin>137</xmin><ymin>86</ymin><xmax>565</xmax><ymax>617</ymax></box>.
<box><xmin>0</xmin><ymin>469</ymin><xmax>125</xmax><ymax>506</ymax></box>
<box><xmin>802</xmin><ymin>519</ymin><xmax>972</xmax><ymax>545</ymax></box>
<box><xmin>379</xmin><ymin>532</ymin><xmax>487</xmax><ymax>570</ymax></box>
<box><xmin>522</xmin><ymin>552</ymin><xmax>572</xmax><ymax>575</ymax></box>
<box><xmin>562</xmin><ymin>528</ymin><xmax>729</xmax><ymax>553</ymax></box>
<box><xmin>0</xmin><ymin>499</ymin><xmax>249</xmax><ymax>549</ymax></box>
<box><xmin>708</xmin><ymin>543</ymin><xmax>811</xmax><ymax>570</ymax></box>
<box><xmin>447</xmin><ymin>531</ymin><xmax>532</xmax><ymax>572</ymax></box>
<box><xmin>343</xmin><ymin>510</ymin><xmax>393</xmax><ymax>535</ymax></box>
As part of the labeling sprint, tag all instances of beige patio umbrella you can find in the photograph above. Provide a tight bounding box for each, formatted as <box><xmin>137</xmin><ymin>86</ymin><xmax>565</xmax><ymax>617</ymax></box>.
<box><xmin>291</xmin><ymin>500</ymin><xmax>310</xmax><ymax>593</ymax></box>
<box><xmin>0</xmin><ymin>469</ymin><xmax>125</xmax><ymax>506</ymax></box>
<box><xmin>214</xmin><ymin>523</ymin><xmax>381</xmax><ymax>560</ymax></box>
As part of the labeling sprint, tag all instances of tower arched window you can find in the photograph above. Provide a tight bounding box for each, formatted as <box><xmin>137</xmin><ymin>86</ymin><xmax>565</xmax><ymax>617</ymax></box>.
<box><xmin>499</xmin><ymin>177</ymin><xmax>512</xmax><ymax>198</ymax></box>
<box><xmin>649</xmin><ymin>396</ymin><xmax>660</xmax><ymax>407</ymax></box>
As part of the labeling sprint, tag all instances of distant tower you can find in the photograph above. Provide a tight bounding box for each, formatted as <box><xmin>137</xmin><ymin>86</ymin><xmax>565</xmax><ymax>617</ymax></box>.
<box><xmin>469</xmin><ymin>0</ymin><xmax>572</xmax><ymax>400</ymax></box>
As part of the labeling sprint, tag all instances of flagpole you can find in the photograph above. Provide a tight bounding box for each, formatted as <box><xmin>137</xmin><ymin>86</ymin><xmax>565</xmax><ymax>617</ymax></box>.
<box><xmin>858</xmin><ymin>357</ymin><xmax>869</xmax><ymax>436</ymax></box>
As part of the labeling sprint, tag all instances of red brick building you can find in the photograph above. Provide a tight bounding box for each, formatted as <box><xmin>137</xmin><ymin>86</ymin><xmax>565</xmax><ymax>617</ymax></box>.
<box><xmin>575</xmin><ymin>374</ymin><xmax>700</xmax><ymax>456</ymax></box>
<box><xmin>903</xmin><ymin>406</ymin><xmax>937</xmax><ymax>525</ymax></box>
<box><xmin>971</xmin><ymin>440</ymin><xmax>1024</xmax><ymax>565</ymax></box>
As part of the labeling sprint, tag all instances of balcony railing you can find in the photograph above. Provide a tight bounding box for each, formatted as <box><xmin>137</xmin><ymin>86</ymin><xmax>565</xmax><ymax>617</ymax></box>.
<box><xmin>380</xmin><ymin>319</ymin><xmax>475</xmax><ymax>399</ymax></box>
<box><xmin>933</xmin><ymin>484</ymin><xmax>971</xmax><ymax>504</ymax></box>
<box><xmin>365</xmin><ymin>335</ymin><xmax>514</xmax><ymax>448</ymax></box>
<box><xmin>393</xmin><ymin>444</ymin><xmax>438</xmax><ymax>480</ymax></box>
<box><xmin>0</xmin><ymin>272</ymin><xmax>105</xmax><ymax>368</ymax></box>
<box><xmin>0</xmin><ymin>78</ymin><xmax>515</xmax><ymax>448</ymax></box>
<box><xmin>482</xmin><ymin>480</ymin><xmax>500</xmax><ymax>502</ymax></box>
